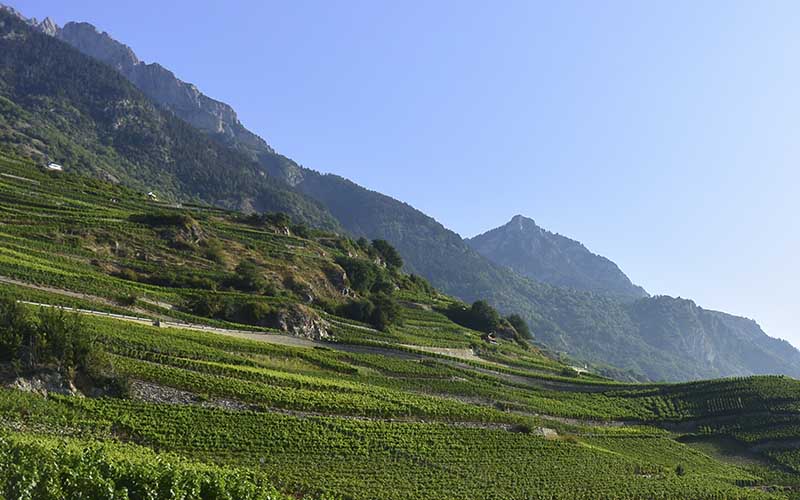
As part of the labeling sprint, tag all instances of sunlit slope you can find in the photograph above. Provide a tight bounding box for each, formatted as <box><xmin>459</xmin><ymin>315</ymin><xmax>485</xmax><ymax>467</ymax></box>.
<box><xmin>0</xmin><ymin>152</ymin><xmax>799</xmax><ymax>499</ymax></box>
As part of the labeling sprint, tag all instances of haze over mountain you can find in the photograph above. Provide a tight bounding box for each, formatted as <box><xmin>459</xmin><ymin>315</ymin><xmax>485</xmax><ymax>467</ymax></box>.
<box><xmin>3</xmin><ymin>4</ymin><xmax>799</xmax><ymax>382</ymax></box>
<box><xmin>468</xmin><ymin>215</ymin><xmax>648</xmax><ymax>301</ymax></box>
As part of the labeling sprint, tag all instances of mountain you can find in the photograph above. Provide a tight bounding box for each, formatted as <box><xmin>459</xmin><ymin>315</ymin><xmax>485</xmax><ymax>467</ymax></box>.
<box><xmin>7</xmin><ymin>5</ymin><xmax>800</xmax><ymax>383</ymax></box>
<box><xmin>467</xmin><ymin>215</ymin><xmax>648</xmax><ymax>300</ymax></box>
<box><xmin>628</xmin><ymin>297</ymin><xmax>800</xmax><ymax>380</ymax></box>
<box><xmin>0</xmin><ymin>7</ymin><xmax>339</xmax><ymax>230</ymax></box>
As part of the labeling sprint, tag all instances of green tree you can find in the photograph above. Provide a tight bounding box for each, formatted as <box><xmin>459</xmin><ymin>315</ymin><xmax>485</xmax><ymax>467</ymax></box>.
<box><xmin>371</xmin><ymin>239</ymin><xmax>404</xmax><ymax>269</ymax></box>
<box><xmin>38</xmin><ymin>307</ymin><xmax>83</xmax><ymax>374</ymax></box>
<box><xmin>506</xmin><ymin>314</ymin><xmax>533</xmax><ymax>339</ymax></box>
<box><xmin>336</xmin><ymin>257</ymin><xmax>379</xmax><ymax>294</ymax></box>
<box><xmin>0</xmin><ymin>298</ymin><xmax>31</xmax><ymax>363</ymax></box>
<box><xmin>370</xmin><ymin>293</ymin><xmax>401</xmax><ymax>331</ymax></box>
<box><xmin>469</xmin><ymin>300</ymin><xmax>502</xmax><ymax>332</ymax></box>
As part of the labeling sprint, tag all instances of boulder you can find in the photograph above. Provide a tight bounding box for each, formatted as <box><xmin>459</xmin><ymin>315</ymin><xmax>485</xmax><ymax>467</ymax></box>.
<box><xmin>273</xmin><ymin>304</ymin><xmax>331</xmax><ymax>341</ymax></box>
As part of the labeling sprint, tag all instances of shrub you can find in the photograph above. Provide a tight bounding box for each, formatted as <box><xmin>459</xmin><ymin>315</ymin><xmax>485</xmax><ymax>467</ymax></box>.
<box><xmin>230</xmin><ymin>260</ymin><xmax>266</xmax><ymax>293</ymax></box>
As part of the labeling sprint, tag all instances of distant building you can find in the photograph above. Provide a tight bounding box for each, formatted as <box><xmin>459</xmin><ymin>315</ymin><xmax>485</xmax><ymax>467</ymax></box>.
<box><xmin>44</xmin><ymin>163</ymin><xmax>63</xmax><ymax>172</ymax></box>
<box><xmin>146</xmin><ymin>191</ymin><xmax>158</xmax><ymax>200</ymax></box>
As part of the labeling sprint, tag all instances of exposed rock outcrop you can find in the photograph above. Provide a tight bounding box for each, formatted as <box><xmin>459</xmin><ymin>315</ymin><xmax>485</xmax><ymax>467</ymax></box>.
<box><xmin>22</xmin><ymin>16</ymin><xmax>274</xmax><ymax>162</ymax></box>
<box><xmin>273</xmin><ymin>304</ymin><xmax>330</xmax><ymax>341</ymax></box>
<box><xmin>8</xmin><ymin>370</ymin><xmax>79</xmax><ymax>397</ymax></box>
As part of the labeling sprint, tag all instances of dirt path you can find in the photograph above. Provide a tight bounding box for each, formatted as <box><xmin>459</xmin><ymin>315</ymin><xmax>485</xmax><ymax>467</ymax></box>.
<box><xmin>129</xmin><ymin>379</ymin><xmax>518</xmax><ymax>431</ymax></box>
<box><xmin>0</xmin><ymin>172</ymin><xmax>39</xmax><ymax>185</ymax></box>
<box><xmin>7</xmin><ymin>275</ymin><xmax>620</xmax><ymax>395</ymax></box>
<box><xmin>0</xmin><ymin>275</ymin><xmax>118</xmax><ymax>306</ymax></box>
<box><xmin>399</xmin><ymin>344</ymin><xmax>485</xmax><ymax>363</ymax></box>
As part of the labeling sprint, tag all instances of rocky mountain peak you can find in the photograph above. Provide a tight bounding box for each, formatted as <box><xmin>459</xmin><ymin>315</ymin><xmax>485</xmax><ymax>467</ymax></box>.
<box><xmin>59</xmin><ymin>22</ymin><xmax>139</xmax><ymax>74</ymax></box>
<box><xmin>37</xmin><ymin>16</ymin><xmax>58</xmax><ymax>36</ymax></box>
<box><xmin>468</xmin><ymin>215</ymin><xmax>648</xmax><ymax>300</ymax></box>
<box><xmin>14</xmin><ymin>11</ymin><xmax>275</xmax><ymax>160</ymax></box>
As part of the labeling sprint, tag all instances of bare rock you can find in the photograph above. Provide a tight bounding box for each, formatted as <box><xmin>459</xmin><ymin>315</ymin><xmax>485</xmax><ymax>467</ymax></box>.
<box><xmin>8</xmin><ymin>370</ymin><xmax>79</xmax><ymax>397</ymax></box>
<box><xmin>274</xmin><ymin>304</ymin><xmax>331</xmax><ymax>341</ymax></box>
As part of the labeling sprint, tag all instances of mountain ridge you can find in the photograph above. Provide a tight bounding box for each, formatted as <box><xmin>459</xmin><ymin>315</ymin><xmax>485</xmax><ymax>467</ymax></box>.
<box><xmin>5</xmin><ymin>4</ymin><xmax>800</xmax><ymax>382</ymax></box>
<box><xmin>467</xmin><ymin>214</ymin><xmax>648</xmax><ymax>300</ymax></box>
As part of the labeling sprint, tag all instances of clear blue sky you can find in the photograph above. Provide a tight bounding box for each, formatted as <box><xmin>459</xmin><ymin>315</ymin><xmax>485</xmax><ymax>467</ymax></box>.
<box><xmin>15</xmin><ymin>0</ymin><xmax>800</xmax><ymax>347</ymax></box>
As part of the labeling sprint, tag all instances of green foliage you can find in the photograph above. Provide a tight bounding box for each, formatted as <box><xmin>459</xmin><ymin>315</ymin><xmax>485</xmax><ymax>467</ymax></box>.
<box><xmin>337</xmin><ymin>293</ymin><xmax>401</xmax><ymax>331</ymax></box>
<box><xmin>0</xmin><ymin>298</ymin><xmax>30</xmax><ymax>364</ymax></box>
<box><xmin>444</xmin><ymin>300</ymin><xmax>502</xmax><ymax>333</ymax></box>
<box><xmin>0</xmin><ymin>433</ymin><xmax>291</xmax><ymax>500</ymax></box>
<box><xmin>130</xmin><ymin>212</ymin><xmax>195</xmax><ymax>227</ymax></box>
<box><xmin>506</xmin><ymin>313</ymin><xmax>533</xmax><ymax>339</ymax></box>
<box><xmin>369</xmin><ymin>293</ymin><xmax>401</xmax><ymax>331</ymax></box>
<box><xmin>231</xmin><ymin>260</ymin><xmax>267</xmax><ymax>293</ymax></box>
<box><xmin>0</xmin><ymin>300</ymin><xmax>125</xmax><ymax>392</ymax></box>
<box><xmin>0</xmin><ymin>143</ymin><xmax>796</xmax><ymax>499</ymax></box>
<box><xmin>336</xmin><ymin>256</ymin><xmax>379</xmax><ymax>294</ymax></box>
<box><xmin>371</xmin><ymin>239</ymin><xmax>403</xmax><ymax>269</ymax></box>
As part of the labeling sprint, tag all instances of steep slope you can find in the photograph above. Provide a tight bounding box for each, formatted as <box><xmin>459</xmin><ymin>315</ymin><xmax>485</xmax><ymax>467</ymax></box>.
<box><xmin>0</xmin><ymin>8</ymin><xmax>339</xmax><ymax>230</ymax></box>
<box><xmin>467</xmin><ymin>215</ymin><xmax>647</xmax><ymax>300</ymax></box>
<box><xmin>2</xmin><ymin>149</ymin><xmax>800</xmax><ymax>499</ymax></box>
<box><xmin>11</xmin><ymin>7</ymin><xmax>800</xmax><ymax>383</ymax></box>
<box><xmin>628</xmin><ymin>297</ymin><xmax>800</xmax><ymax>380</ymax></box>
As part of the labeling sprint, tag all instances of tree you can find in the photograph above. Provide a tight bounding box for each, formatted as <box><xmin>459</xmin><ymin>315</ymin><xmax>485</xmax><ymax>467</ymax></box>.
<box><xmin>336</xmin><ymin>257</ymin><xmax>379</xmax><ymax>293</ymax></box>
<box><xmin>338</xmin><ymin>299</ymin><xmax>375</xmax><ymax>325</ymax></box>
<box><xmin>0</xmin><ymin>298</ymin><xmax>31</xmax><ymax>363</ymax></box>
<box><xmin>469</xmin><ymin>300</ymin><xmax>501</xmax><ymax>333</ymax></box>
<box><xmin>371</xmin><ymin>239</ymin><xmax>403</xmax><ymax>269</ymax></box>
<box><xmin>38</xmin><ymin>307</ymin><xmax>83</xmax><ymax>374</ymax></box>
<box><xmin>265</xmin><ymin>212</ymin><xmax>291</xmax><ymax>230</ymax></box>
<box><xmin>506</xmin><ymin>314</ymin><xmax>533</xmax><ymax>339</ymax></box>
<box><xmin>370</xmin><ymin>293</ymin><xmax>401</xmax><ymax>331</ymax></box>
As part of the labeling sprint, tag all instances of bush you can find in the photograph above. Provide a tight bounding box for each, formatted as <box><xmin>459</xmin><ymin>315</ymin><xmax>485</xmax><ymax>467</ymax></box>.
<box><xmin>202</xmin><ymin>238</ymin><xmax>227</xmax><ymax>264</ymax></box>
<box><xmin>0</xmin><ymin>300</ymin><xmax>125</xmax><ymax>391</ymax></box>
<box><xmin>230</xmin><ymin>260</ymin><xmax>266</xmax><ymax>293</ymax></box>
<box><xmin>337</xmin><ymin>293</ymin><xmax>400</xmax><ymax>331</ymax></box>
<box><xmin>338</xmin><ymin>299</ymin><xmax>375</xmax><ymax>325</ymax></box>
<box><xmin>129</xmin><ymin>212</ymin><xmax>194</xmax><ymax>227</ymax></box>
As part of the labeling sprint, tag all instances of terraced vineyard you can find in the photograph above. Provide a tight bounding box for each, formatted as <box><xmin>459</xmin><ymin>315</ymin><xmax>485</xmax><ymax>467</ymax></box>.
<box><xmin>1</xmin><ymin>151</ymin><xmax>800</xmax><ymax>499</ymax></box>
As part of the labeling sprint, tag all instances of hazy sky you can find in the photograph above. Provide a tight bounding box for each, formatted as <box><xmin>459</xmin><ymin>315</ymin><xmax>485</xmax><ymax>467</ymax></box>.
<box><xmin>15</xmin><ymin>1</ymin><xmax>800</xmax><ymax>346</ymax></box>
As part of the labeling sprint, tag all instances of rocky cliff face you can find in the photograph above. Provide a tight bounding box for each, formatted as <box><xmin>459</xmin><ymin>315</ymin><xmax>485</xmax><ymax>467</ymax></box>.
<box><xmin>467</xmin><ymin>215</ymin><xmax>648</xmax><ymax>301</ymax></box>
<box><xmin>33</xmin><ymin>19</ymin><xmax>273</xmax><ymax>159</ymax></box>
<box><xmin>627</xmin><ymin>296</ymin><xmax>800</xmax><ymax>380</ymax></box>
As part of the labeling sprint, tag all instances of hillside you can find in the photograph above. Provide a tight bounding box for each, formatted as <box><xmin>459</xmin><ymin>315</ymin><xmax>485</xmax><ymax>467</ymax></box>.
<box><xmin>467</xmin><ymin>214</ymin><xmax>648</xmax><ymax>300</ymax></box>
<box><xmin>0</xmin><ymin>8</ymin><xmax>339</xmax><ymax>230</ymax></box>
<box><xmin>1</xmin><ymin>151</ymin><xmax>800</xmax><ymax>498</ymax></box>
<box><xmin>6</xmin><ymin>5</ymin><xmax>800</xmax><ymax>383</ymax></box>
<box><xmin>465</xmin><ymin>216</ymin><xmax>800</xmax><ymax>381</ymax></box>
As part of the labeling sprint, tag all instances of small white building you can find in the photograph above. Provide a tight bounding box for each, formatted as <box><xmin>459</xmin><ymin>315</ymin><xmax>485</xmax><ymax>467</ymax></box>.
<box><xmin>45</xmin><ymin>163</ymin><xmax>63</xmax><ymax>172</ymax></box>
<box><xmin>146</xmin><ymin>191</ymin><xmax>158</xmax><ymax>200</ymax></box>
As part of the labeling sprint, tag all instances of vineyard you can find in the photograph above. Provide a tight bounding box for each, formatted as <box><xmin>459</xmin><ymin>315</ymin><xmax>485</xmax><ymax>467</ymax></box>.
<box><xmin>0</xmin><ymin>151</ymin><xmax>800</xmax><ymax>499</ymax></box>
